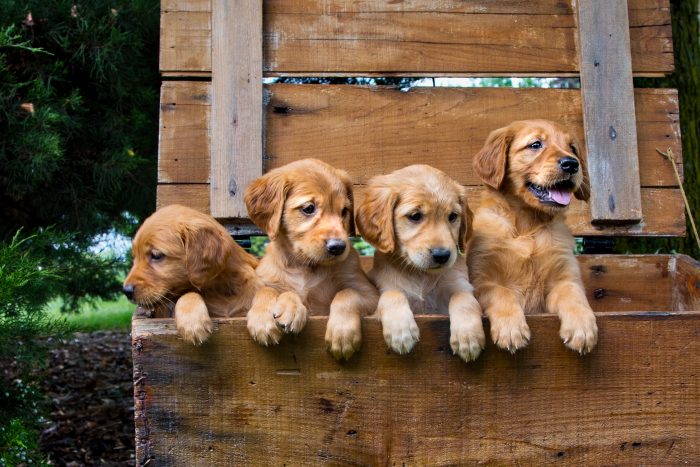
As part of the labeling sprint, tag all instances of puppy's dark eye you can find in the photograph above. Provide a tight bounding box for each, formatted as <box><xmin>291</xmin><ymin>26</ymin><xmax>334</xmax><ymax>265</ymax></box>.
<box><xmin>342</xmin><ymin>207</ymin><xmax>349</xmax><ymax>217</ymax></box>
<box><xmin>448</xmin><ymin>212</ymin><xmax>459</xmax><ymax>223</ymax></box>
<box><xmin>150</xmin><ymin>251</ymin><xmax>165</xmax><ymax>261</ymax></box>
<box><xmin>300</xmin><ymin>203</ymin><xmax>316</xmax><ymax>216</ymax></box>
<box><xmin>528</xmin><ymin>141</ymin><xmax>543</xmax><ymax>150</ymax></box>
<box><xmin>407</xmin><ymin>211</ymin><xmax>423</xmax><ymax>223</ymax></box>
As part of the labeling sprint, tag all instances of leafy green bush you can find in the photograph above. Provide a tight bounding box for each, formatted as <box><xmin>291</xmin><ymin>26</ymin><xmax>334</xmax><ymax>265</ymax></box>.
<box><xmin>0</xmin><ymin>418</ymin><xmax>47</xmax><ymax>467</ymax></box>
<box><xmin>0</xmin><ymin>231</ymin><xmax>69</xmax><ymax>465</ymax></box>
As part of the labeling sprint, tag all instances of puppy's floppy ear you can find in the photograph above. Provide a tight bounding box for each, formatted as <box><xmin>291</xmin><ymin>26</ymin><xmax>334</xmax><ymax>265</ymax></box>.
<box><xmin>355</xmin><ymin>178</ymin><xmax>396</xmax><ymax>254</ymax></box>
<box><xmin>336</xmin><ymin>168</ymin><xmax>356</xmax><ymax>235</ymax></box>
<box><xmin>183</xmin><ymin>223</ymin><xmax>231</xmax><ymax>290</ymax></box>
<box><xmin>457</xmin><ymin>185</ymin><xmax>474</xmax><ymax>253</ymax></box>
<box><xmin>244</xmin><ymin>171</ymin><xmax>288</xmax><ymax>240</ymax></box>
<box><xmin>572</xmin><ymin>140</ymin><xmax>591</xmax><ymax>201</ymax></box>
<box><xmin>473</xmin><ymin>126</ymin><xmax>510</xmax><ymax>190</ymax></box>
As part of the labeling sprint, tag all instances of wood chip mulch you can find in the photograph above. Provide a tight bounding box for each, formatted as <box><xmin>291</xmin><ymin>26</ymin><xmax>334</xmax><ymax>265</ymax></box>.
<box><xmin>39</xmin><ymin>331</ymin><xmax>135</xmax><ymax>466</ymax></box>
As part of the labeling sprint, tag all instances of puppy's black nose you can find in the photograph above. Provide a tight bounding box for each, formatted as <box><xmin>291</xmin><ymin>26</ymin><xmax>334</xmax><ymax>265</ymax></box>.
<box><xmin>326</xmin><ymin>239</ymin><xmax>347</xmax><ymax>256</ymax></box>
<box><xmin>122</xmin><ymin>284</ymin><xmax>135</xmax><ymax>300</ymax></box>
<box><xmin>559</xmin><ymin>157</ymin><xmax>579</xmax><ymax>174</ymax></box>
<box><xmin>431</xmin><ymin>248</ymin><xmax>451</xmax><ymax>265</ymax></box>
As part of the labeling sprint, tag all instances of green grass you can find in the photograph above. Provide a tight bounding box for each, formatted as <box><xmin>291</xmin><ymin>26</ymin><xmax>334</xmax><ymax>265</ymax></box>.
<box><xmin>45</xmin><ymin>296</ymin><xmax>133</xmax><ymax>332</ymax></box>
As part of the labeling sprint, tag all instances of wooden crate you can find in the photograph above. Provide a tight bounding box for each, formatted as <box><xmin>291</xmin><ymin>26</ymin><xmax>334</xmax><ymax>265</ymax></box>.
<box><xmin>136</xmin><ymin>0</ymin><xmax>700</xmax><ymax>464</ymax></box>
<box><xmin>133</xmin><ymin>255</ymin><xmax>700</xmax><ymax>465</ymax></box>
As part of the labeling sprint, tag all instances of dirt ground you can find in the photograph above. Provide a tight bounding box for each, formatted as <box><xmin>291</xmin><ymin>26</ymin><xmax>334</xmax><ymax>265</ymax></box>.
<box><xmin>40</xmin><ymin>331</ymin><xmax>134</xmax><ymax>466</ymax></box>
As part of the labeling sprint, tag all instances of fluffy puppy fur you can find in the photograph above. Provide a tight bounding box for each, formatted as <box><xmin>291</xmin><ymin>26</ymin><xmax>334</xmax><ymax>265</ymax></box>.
<box><xmin>123</xmin><ymin>204</ymin><xmax>261</xmax><ymax>344</ymax></box>
<box><xmin>244</xmin><ymin>159</ymin><xmax>378</xmax><ymax>360</ymax></box>
<box><xmin>469</xmin><ymin>119</ymin><xmax>598</xmax><ymax>354</ymax></box>
<box><xmin>356</xmin><ymin>165</ymin><xmax>485</xmax><ymax>362</ymax></box>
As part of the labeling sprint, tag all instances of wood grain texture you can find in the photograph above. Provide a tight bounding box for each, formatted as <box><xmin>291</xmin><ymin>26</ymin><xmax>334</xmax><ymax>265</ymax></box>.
<box><xmin>209</xmin><ymin>0</ymin><xmax>263</xmax><ymax>218</ymax></box>
<box><xmin>158</xmin><ymin>83</ymin><xmax>682</xmax><ymax>188</ymax></box>
<box><xmin>673</xmin><ymin>255</ymin><xmax>700</xmax><ymax>311</ymax></box>
<box><xmin>159</xmin><ymin>0</ymin><xmax>673</xmax><ymax>76</ymax></box>
<box><xmin>133</xmin><ymin>310</ymin><xmax>700</xmax><ymax>465</ymax></box>
<box><xmin>576</xmin><ymin>0</ymin><xmax>642</xmax><ymax>224</ymax></box>
<box><xmin>156</xmin><ymin>184</ymin><xmax>685</xmax><ymax>237</ymax></box>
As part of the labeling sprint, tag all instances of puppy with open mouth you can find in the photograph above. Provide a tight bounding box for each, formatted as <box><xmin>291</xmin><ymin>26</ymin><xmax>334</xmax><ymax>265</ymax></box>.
<box><xmin>356</xmin><ymin>165</ymin><xmax>485</xmax><ymax>362</ymax></box>
<box><xmin>244</xmin><ymin>159</ymin><xmax>378</xmax><ymax>360</ymax></box>
<box><xmin>469</xmin><ymin>119</ymin><xmax>598</xmax><ymax>355</ymax></box>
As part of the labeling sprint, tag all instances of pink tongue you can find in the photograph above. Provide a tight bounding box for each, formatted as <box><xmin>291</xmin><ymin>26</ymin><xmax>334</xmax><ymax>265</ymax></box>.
<box><xmin>549</xmin><ymin>189</ymin><xmax>571</xmax><ymax>205</ymax></box>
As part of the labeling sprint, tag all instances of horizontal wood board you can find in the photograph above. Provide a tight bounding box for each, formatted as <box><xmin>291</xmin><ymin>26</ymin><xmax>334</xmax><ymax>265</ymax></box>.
<box><xmin>159</xmin><ymin>83</ymin><xmax>682</xmax><ymax>188</ymax></box>
<box><xmin>160</xmin><ymin>0</ymin><xmax>673</xmax><ymax>76</ymax></box>
<box><xmin>157</xmin><ymin>184</ymin><xmax>685</xmax><ymax>237</ymax></box>
<box><xmin>133</xmin><ymin>312</ymin><xmax>700</xmax><ymax>465</ymax></box>
<box><xmin>157</xmin><ymin>83</ymin><xmax>684</xmax><ymax>236</ymax></box>
<box><xmin>673</xmin><ymin>254</ymin><xmax>700</xmax><ymax>311</ymax></box>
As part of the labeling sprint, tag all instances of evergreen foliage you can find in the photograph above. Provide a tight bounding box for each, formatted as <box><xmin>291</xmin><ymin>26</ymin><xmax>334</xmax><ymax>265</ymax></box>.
<box><xmin>0</xmin><ymin>0</ymin><xmax>159</xmax><ymax>305</ymax></box>
<box><xmin>0</xmin><ymin>231</ymin><xmax>68</xmax><ymax>466</ymax></box>
<box><xmin>623</xmin><ymin>0</ymin><xmax>700</xmax><ymax>256</ymax></box>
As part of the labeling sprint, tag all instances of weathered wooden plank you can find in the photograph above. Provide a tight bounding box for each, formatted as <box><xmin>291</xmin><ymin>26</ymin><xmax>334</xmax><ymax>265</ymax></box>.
<box><xmin>160</xmin><ymin>10</ymin><xmax>210</xmax><ymax>73</ymax></box>
<box><xmin>156</xmin><ymin>184</ymin><xmax>685</xmax><ymax>237</ymax></box>
<box><xmin>133</xmin><ymin>309</ymin><xmax>700</xmax><ymax>465</ymax></box>
<box><xmin>159</xmin><ymin>0</ymin><xmax>673</xmax><ymax>76</ymax></box>
<box><xmin>673</xmin><ymin>255</ymin><xmax>700</xmax><ymax>311</ymax></box>
<box><xmin>209</xmin><ymin>0</ymin><xmax>263</xmax><ymax>218</ymax></box>
<box><xmin>577</xmin><ymin>255</ymin><xmax>674</xmax><ymax>312</ymax></box>
<box><xmin>576</xmin><ymin>0</ymin><xmax>642</xmax><ymax>224</ymax></box>
<box><xmin>356</xmin><ymin>254</ymin><xmax>674</xmax><ymax>313</ymax></box>
<box><xmin>158</xmin><ymin>83</ymin><xmax>682</xmax><ymax>187</ymax></box>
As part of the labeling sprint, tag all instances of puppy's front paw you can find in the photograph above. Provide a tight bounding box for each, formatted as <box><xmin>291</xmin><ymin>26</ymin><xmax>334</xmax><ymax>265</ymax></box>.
<box><xmin>450</xmin><ymin>315</ymin><xmax>485</xmax><ymax>363</ymax></box>
<box><xmin>175</xmin><ymin>293</ymin><xmax>213</xmax><ymax>345</ymax></box>
<box><xmin>489</xmin><ymin>310</ymin><xmax>530</xmax><ymax>353</ymax></box>
<box><xmin>272</xmin><ymin>291</ymin><xmax>308</xmax><ymax>334</ymax></box>
<box><xmin>325</xmin><ymin>308</ymin><xmax>362</xmax><ymax>361</ymax></box>
<box><xmin>380</xmin><ymin>306</ymin><xmax>419</xmax><ymax>355</ymax></box>
<box><xmin>559</xmin><ymin>307</ymin><xmax>598</xmax><ymax>355</ymax></box>
<box><xmin>247</xmin><ymin>305</ymin><xmax>282</xmax><ymax>346</ymax></box>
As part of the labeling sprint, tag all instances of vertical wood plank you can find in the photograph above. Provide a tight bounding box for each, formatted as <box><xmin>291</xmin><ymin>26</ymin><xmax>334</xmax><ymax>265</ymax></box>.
<box><xmin>576</xmin><ymin>0</ymin><xmax>642</xmax><ymax>224</ymax></box>
<box><xmin>210</xmin><ymin>0</ymin><xmax>262</xmax><ymax>218</ymax></box>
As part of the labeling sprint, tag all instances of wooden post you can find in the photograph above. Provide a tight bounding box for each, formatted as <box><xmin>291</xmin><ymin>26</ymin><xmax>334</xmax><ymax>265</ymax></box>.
<box><xmin>576</xmin><ymin>0</ymin><xmax>642</xmax><ymax>224</ymax></box>
<box><xmin>210</xmin><ymin>0</ymin><xmax>263</xmax><ymax>219</ymax></box>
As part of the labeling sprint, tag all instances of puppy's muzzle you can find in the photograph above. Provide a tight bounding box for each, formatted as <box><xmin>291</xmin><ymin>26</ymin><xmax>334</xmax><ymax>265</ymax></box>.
<box><xmin>430</xmin><ymin>247</ymin><xmax>452</xmax><ymax>265</ymax></box>
<box><xmin>559</xmin><ymin>157</ymin><xmax>579</xmax><ymax>174</ymax></box>
<box><xmin>122</xmin><ymin>283</ymin><xmax>135</xmax><ymax>301</ymax></box>
<box><xmin>325</xmin><ymin>238</ymin><xmax>347</xmax><ymax>256</ymax></box>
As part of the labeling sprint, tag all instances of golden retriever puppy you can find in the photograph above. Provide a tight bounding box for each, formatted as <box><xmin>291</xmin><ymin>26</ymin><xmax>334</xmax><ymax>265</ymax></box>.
<box><xmin>469</xmin><ymin>119</ymin><xmax>598</xmax><ymax>354</ymax></box>
<box><xmin>244</xmin><ymin>159</ymin><xmax>379</xmax><ymax>360</ymax></box>
<box><xmin>123</xmin><ymin>204</ymin><xmax>261</xmax><ymax>344</ymax></box>
<box><xmin>356</xmin><ymin>165</ymin><xmax>485</xmax><ymax>362</ymax></box>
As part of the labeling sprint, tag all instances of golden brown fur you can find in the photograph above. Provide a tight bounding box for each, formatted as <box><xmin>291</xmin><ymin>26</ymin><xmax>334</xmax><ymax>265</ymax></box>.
<box><xmin>356</xmin><ymin>165</ymin><xmax>485</xmax><ymax>362</ymax></box>
<box><xmin>123</xmin><ymin>204</ymin><xmax>261</xmax><ymax>344</ymax></box>
<box><xmin>244</xmin><ymin>159</ymin><xmax>378</xmax><ymax>360</ymax></box>
<box><xmin>469</xmin><ymin>120</ymin><xmax>598</xmax><ymax>354</ymax></box>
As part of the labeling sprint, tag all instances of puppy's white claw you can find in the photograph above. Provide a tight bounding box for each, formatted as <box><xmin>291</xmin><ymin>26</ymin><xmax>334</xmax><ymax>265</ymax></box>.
<box><xmin>247</xmin><ymin>306</ymin><xmax>283</xmax><ymax>346</ymax></box>
<box><xmin>384</xmin><ymin>320</ymin><xmax>420</xmax><ymax>355</ymax></box>
<box><xmin>450</xmin><ymin>319</ymin><xmax>485</xmax><ymax>363</ymax></box>
<box><xmin>559</xmin><ymin>308</ymin><xmax>598</xmax><ymax>355</ymax></box>
<box><xmin>490</xmin><ymin>311</ymin><xmax>530</xmax><ymax>353</ymax></box>
<box><xmin>272</xmin><ymin>292</ymin><xmax>308</xmax><ymax>335</ymax></box>
<box><xmin>325</xmin><ymin>311</ymin><xmax>362</xmax><ymax>361</ymax></box>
